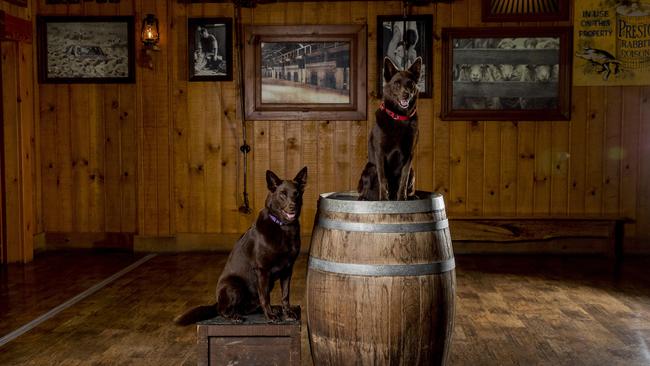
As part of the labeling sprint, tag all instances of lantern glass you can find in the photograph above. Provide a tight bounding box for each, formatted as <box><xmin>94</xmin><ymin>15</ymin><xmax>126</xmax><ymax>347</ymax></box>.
<box><xmin>141</xmin><ymin>14</ymin><xmax>159</xmax><ymax>46</ymax></box>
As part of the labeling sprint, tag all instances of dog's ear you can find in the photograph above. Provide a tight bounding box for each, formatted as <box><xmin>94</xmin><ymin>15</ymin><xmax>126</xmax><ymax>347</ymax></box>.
<box><xmin>408</xmin><ymin>57</ymin><xmax>422</xmax><ymax>82</ymax></box>
<box><xmin>266</xmin><ymin>170</ymin><xmax>282</xmax><ymax>192</ymax></box>
<box><xmin>294</xmin><ymin>166</ymin><xmax>308</xmax><ymax>191</ymax></box>
<box><xmin>383</xmin><ymin>57</ymin><xmax>399</xmax><ymax>83</ymax></box>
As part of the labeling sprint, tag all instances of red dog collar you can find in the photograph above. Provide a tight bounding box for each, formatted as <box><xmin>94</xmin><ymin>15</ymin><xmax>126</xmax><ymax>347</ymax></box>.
<box><xmin>379</xmin><ymin>102</ymin><xmax>416</xmax><ymax>121</ymax></box>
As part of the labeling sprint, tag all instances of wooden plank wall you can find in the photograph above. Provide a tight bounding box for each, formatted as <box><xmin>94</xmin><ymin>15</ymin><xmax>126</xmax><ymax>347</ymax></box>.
<box><xmin>33</xmin><ymin>0</ymin><xmax>650</xmax><ymax>253</ymax></box>
<box><xmin>1</xmin><ymin>0</ymin><xmax>35</xmax><ymax>263</ymax></box>
<box><xmin>37</xmin><ymin>0</ymin><xmax>138</xmax><ymax>242</ymax></box>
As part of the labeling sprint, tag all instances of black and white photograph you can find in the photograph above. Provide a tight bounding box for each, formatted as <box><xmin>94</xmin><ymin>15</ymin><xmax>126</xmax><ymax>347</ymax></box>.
<box><xmin>377</xmin><ymin>15</ymin><xmax>433</xmax><ymax>98</ymax></box>
<box><xmin>37</xmin><ymin>16</ymin><xmax>134</xmax><ymax>83</ymax></box>
<box><xmin>441</xmin><ymin>27</ymin><xmax>572</xmax><ymax>120</ymax></box>
<box><xmin>260</xmin><ymin>41</ymin><xmax>351</xmax><ymax>104</ymax></box>
<box><xmin>452</xmin><ymin>36</ymin><xmax>561</xmax><ymax>111</ymax></box>
<box><xmin>188</xmin><ymin>18</ymin><xmax>232</xmax><ymax>82</ymax></box>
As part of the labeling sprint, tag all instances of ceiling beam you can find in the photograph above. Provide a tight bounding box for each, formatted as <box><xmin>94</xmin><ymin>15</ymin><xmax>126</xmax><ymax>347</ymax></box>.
<box><xmin>183</xmin><ymin>0</ymin><xmax>451</xmax><ymax>7</ymax></box>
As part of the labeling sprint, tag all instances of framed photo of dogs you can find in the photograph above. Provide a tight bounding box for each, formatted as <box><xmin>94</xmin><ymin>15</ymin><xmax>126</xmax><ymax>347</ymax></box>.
<box><xmin>188</xmin><ymin>18</ymin><xmax>233</xmax><ymax>82</ymax></box>
<box><xmin>243</xmin><ymin>24</ymin><xmax>367</xmax><ymax>121</ymax></box>
<box><xmin>440</xmin><ymin>26</ymin><xmax>573</xmax><ymax>121</ymax></box>
<box><xmin>36</xmin><ymin>16</ymin><xmax>135</xmax><ymax>83</ymax></box>
<box><xmin>377</xmin><ymin>15</ymin><xmax>433</xmax><ymax>98</ymax></box>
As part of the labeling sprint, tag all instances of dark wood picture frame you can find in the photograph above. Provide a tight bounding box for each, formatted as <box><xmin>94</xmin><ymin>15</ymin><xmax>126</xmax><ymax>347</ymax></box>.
<box><xmin>377</xmin><ymin>14</ymin><xmax>433</xmax><ymax>98</ymax></box>
<box><xmin>37</xmin><ymin>16</ymin><xmax>135</xmax><ymax>84</ymax></box>
<box><xmin>243</xmin><ymin>24</ymin><xmax>367</xmax><ymax>121</ymax></box>
<box><xmin>3</xmin><ymin>0</ymin><xmax>28</xmax><ymax>7</ymax></box>
<box><xmin>45</xmin><ymin>0</ymin><xmax>121</xmax><ymax>3</ymax></box>
<box><xmin>481</xmin><ymin>0</ymin><xmax>569</xmax><ymax>22</ymax></box>
<box><xmin>441</xmin><ymin>26</ymin><xmax>572</xmax><ymax>121</ymax></box>
<box><xmin>188</xmin><ymin>17</ymin><xmax>233</xmax><ymax>82</ymax></box>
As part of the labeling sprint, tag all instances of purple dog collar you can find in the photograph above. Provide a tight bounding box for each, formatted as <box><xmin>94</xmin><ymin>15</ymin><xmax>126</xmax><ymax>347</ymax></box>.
<box><xmin>268</xmin><ymin>213</ymin><xmax>285</xmax><ymax>226</ymax></box>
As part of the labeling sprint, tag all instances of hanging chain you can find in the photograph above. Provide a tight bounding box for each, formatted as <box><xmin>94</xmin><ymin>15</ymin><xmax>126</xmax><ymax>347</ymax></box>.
<box><xmin>234</xmin><ymin>4</ymin><xmax>252</xmax><ymax>214</ymax></box>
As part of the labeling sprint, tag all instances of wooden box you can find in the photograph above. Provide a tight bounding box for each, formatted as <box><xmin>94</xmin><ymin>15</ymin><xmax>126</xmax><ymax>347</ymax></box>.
<box><xmin>197</xmin><ymin>306</ymin><xmax>301</xmax><ymax>366</ymax></box>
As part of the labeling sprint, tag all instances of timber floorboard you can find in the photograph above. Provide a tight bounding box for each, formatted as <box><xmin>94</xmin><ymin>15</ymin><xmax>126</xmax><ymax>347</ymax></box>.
<box><xmin>0</xmin><ymin>250</ymin><xmax>144</xmax><ymax>337</ymax></box>
<box><xmin>0</xmin><ymin>252</ymin><xmax>648</xmax><ymax>365</ymax></box>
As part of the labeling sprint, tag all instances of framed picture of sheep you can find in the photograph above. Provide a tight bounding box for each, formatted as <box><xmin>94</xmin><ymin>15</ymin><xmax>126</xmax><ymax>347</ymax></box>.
<box><xmin>36</xmin><ymin>16</ymin><xmax>135</xmax><ymax>84</ymax></box>
<box><xmin>243</xmin><ymin>24</ymin><xmax>367</xmax><ymax>121</ymax></box>
<box><xmin>440</xmin><ymin>26</ymin><xmax>572</xmax><ymax>121</ymax></box>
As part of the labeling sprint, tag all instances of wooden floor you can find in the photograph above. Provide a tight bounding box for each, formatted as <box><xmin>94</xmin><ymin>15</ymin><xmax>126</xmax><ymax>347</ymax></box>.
<box><xmin>0</xmin><ymin>251</ymin><xmax>649</xmax><ymax>365</ymax></box>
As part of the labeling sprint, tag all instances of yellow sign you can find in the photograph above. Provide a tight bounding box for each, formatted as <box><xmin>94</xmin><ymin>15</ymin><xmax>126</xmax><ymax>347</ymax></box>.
<box><xmin>574</xmin><ymin>0</ymin><xmax>650</xmax><ymax>85</ymax></box>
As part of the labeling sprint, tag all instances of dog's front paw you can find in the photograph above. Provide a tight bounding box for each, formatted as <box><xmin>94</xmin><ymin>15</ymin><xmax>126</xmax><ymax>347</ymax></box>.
<box><xmin>264</xmin><ymin>307</ymin><xmax>281</xmax><ymax>323</ymax></box>
<box><xmin>283</xmin><ymin>307</ymin><xmax>297</xmax><ymax>321</ymax></box>
<box><xmin>378</xmin><ymin>184</ymin><xmax>389</xmax><ymax>200</ymax></box>
<box><xmin>228</xmin><ymin>314</ymin><xmax>244</xmax><ymax>324</ymax></box>
<box><xmin>265</xmin><ymin>313</ymin><xmax>281</xmax><ymax>323</ymax></box>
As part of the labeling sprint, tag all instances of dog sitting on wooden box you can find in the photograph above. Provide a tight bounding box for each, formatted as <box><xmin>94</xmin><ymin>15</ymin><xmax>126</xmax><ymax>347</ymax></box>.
<box><xmin>175</xmin><ymin>167</ymin><xmax>307</xmax><ymax>324</ymax></box>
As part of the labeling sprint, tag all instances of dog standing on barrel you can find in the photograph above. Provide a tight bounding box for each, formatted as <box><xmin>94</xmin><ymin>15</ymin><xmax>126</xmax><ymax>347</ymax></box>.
<box><xmin>175</xmin><ymin>167</ymin><xmax>307</xmax><ymax>324</ymax></box>
<box><xmin>358</xmin><ymin>57</ymin><xmax>421</xmax><ymax>201</ymax></box>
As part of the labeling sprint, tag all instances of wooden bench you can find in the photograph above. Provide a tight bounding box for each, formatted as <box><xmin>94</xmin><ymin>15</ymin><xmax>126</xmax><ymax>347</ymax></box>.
<box><xmin>449</xmin><ymin>215</ymin><xmax>629</xmax><ymax>260</ymax></box>
<box><xmin>197</xmin><ymin>306</ymin><xmax>301</xmax><ymax>366</ymax></box>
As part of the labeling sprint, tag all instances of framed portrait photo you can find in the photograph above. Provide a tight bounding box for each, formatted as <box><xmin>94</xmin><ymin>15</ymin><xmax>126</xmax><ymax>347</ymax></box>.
<box><xmin>188</xmin><ymin>18</ymin><xmax>233</xmax><ymax>82</ymax></box>
<box><xmin>36</xmin><ymin>16</ymin><xmax>135</xmax><ymax>83</ymax></box>
<box><xmin>441</xmin><ymin>26</ymin><xmax>572</xmax><ymax>121</ymax></box>
<box><xmin>377</xmin><ymin>15</ymin><xmax>433</xmax><ymax>98</ymax></box>
<box><xmin>243</xmin><ymin>24</ymin><xmax>367</xmax><ymax>121</ymax></box>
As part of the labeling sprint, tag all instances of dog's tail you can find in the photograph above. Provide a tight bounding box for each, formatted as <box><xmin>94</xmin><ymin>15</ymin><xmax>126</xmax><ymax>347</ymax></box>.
<box><xmin>174</xmin><ymin>303</ymin><xmax>218</xmax><ymax>326</ymax></box>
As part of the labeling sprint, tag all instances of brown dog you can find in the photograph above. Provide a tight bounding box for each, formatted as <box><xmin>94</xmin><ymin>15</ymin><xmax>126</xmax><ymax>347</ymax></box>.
<box><xmin>358</xmin><ymin>57</ymin><xmax>421</xmax><ymax>201</ymax></box>
<box><xmin>175</xmin><ymin>167</ymin><xmax>307</xmax><ymax>324</ymax></box>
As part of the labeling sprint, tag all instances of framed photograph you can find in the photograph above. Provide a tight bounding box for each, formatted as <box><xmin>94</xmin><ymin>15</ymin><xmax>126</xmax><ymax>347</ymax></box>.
<box><xmin>243</xmin><ymin>24</ymin><xmax>367</xmax><ymax>121</ymax></box>
<box><xmin>188</xmin><ymin>18</ymin><xmax>233</xmax><ymax>82</ymax></box>
<box><xmin>441</xmin><ymin>26</ymin><xmax>572</xmax><ymax>121</ymax></box>
<box><xmin>36</xmin><ymin>16</ymin><xmax>135</xmax><ymax>83</ymax></box>
<box><xmin>377</xmin><ymin>15</ymin><xmax>433</xmax><ymax>98</ymax></box>
<box><xmin>482</xmin><ymin>0</ymin><xmax>569</xmax><ymax>22</ymax></box>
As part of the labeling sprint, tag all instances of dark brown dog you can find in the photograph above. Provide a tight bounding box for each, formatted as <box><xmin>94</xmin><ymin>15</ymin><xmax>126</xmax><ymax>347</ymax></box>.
<box><xmin>358</xmin><ymin>57</ymin><xmax>421</xmax><ymax>201</ymax></box>
<box><xmin>175</xmin><ymin>167</ymin><xmax>307</xmax><ymax>324</ymax></box>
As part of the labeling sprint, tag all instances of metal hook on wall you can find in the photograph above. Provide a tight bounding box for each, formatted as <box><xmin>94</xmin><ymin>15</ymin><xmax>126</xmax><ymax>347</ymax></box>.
<box><xmin>402</xmin><ymin>0</ymin><xmax>411</xmax><ymax>18</ymax></box>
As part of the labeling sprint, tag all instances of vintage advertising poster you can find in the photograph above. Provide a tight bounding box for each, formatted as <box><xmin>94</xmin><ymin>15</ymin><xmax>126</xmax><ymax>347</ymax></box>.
<box><xmin>574</xmin><ymin>0</ymin><xmax>650</xmax><ymax>86</ymax></box>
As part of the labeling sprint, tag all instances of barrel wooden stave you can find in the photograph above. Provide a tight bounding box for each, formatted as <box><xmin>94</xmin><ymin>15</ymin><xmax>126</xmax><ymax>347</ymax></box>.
<box><xmin>308</xmin><ymin>271</ymin><xmax>455</xmax><ymax>365</ymax></box>
<box><xmin>311</xmin><ymin>210</ymin><xmax>452</xmax><ymax>265</ymax></box>
<box><xmin>307</xmin><ymin>192</ymin><xmax>455</xmax><ymax>366</ymax></box>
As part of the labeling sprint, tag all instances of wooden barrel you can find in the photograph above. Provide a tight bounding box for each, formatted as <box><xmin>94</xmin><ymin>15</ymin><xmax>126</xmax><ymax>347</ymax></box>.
<box><xmin>306</xmin><ymin>191</ymin><xmax>455</xmax><ymax>366</ymax></box>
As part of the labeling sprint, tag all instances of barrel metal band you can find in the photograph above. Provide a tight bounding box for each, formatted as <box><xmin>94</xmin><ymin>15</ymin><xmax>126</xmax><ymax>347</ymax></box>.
<box><xmin>318</xmin><ymin>218</ymin><xmax>449</xmax><ymax>233</ymax></box>
<box><xmin>308</xmin><ymin>256</ymin><xmax>456</xmax><ymax>276</ymax></box>
<box><xmin>319</xmin><ymin>191</ymin><xmax>446</xmax><ymax>214</ymax></box>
